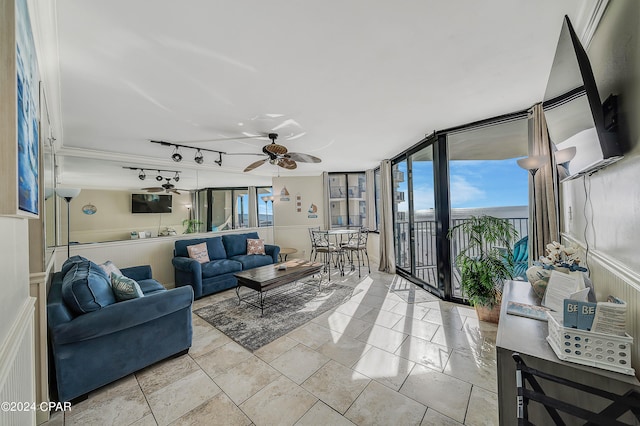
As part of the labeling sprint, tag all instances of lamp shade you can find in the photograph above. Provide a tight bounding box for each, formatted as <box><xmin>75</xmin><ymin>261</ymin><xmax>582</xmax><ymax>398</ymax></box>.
<box><xmin>517</xmin><ymin>155</ymin><xmax>547</xmax><ymax>171</ymax></box>
<box><xmin>554</xmin><ymin>146</ymin><xmax>577</xmax><ymax>164</ymax></box>
<box><xmin>56</xmin><ymin>188</ymin><xmax>81</xmax><ymax>199</ymax></box>
<box><xmin>261</xmin><ymin>195</ymin><xmax>270</xmax><ymax>202</ymax></box>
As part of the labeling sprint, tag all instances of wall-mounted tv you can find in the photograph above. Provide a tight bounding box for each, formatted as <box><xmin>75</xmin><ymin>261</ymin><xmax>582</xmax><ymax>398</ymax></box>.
<box><xmin>543</xmin><ymin>15</ymin><xmax>623</xmax><ymax>181</ymax></box>
<box><xmin>131</xmin><ymin>194</ymin><xmax>172</xmax><ymax>213</ymax></box>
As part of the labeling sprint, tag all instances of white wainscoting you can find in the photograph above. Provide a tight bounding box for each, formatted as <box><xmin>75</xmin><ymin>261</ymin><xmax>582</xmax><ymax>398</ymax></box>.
<box><xmin>0</xmin><ymin>298</ymin><xmax>36</xmax><ymax>426</ymax></box>
<box><xmin>54</xmin><ymin>228</ymin><xmax>273</xmax><ymax>288</ymax></box>
<box><xmin>563</xmin><ymin>233</ymin><xmax>640</xmax><ymax>379</ymax></box>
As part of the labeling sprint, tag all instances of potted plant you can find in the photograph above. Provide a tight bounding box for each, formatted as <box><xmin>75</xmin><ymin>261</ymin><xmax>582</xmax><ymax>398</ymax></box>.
<box><xmin>182</xmin><ymin>218</ymin><xmax>203</xmax><ymax>234</ymax></box>
<box><xmin>447</xmin><ymin>215</ymin><xmax>518</xmax><ymax>323</ymax></box>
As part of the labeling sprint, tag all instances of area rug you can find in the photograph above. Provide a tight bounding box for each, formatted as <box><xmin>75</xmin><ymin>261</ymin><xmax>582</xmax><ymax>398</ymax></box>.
<box><xmin>194</xmin><ymin>281</ymin><xmax>358</xmax><ymax>351</ymax></box>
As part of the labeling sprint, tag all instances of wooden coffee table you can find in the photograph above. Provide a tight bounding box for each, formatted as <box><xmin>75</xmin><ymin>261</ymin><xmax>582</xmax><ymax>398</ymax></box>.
<box><xmin>235</xmin><ymin>259</ymin><xmax>323</xmax><ymax>315</ymax></box>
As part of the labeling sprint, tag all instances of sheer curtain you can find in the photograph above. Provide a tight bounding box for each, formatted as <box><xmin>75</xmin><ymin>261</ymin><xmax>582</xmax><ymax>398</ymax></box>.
<box><xmin>378</xmin><ymin>160</ymin><xmax>395</xmax><ymax>273</ymax></box>
<box><xmin>528</xmin><ymin>103</ymin><xmax>559</xmax><ymax>261</ymax></box>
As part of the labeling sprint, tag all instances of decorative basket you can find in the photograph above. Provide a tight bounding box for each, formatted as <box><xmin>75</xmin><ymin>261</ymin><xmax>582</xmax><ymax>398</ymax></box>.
<box><xmin>546</xmin><ymin>312</ymin><xmax>635</xmax><ymax>376</ymax></box>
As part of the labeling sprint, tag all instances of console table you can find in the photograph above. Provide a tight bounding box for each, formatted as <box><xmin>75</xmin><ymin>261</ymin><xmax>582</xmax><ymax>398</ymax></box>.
<box><xmin>496</xmin><ymin>280</ymin><xmax>640</xmax><ymax>425</ymax></box>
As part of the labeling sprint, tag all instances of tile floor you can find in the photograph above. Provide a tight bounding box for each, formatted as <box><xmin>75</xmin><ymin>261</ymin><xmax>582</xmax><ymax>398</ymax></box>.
<box><xmin>45</xmin><ymin>266</ymin><xmax>499</xmax><ymax>426</ymax></box>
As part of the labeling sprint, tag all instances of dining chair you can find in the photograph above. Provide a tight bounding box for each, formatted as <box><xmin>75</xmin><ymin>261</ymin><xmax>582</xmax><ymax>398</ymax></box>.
<box><xmin>312</xmin><ymin>229</ymin><xmax>341</xmax><ymax>281</ymax></box>
<box><xmin>308</xmin><ymin>226</ymin><xmax>321</xmax><ymax>261</ymax></box>
<box><xmin>341</xmin><ymin>227</ymin><xmax>370</xmax><ymax>277</ymax></box>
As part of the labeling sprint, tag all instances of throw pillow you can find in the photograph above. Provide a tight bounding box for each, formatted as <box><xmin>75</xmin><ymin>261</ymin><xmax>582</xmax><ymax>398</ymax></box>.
<box><xmin>98</xmin><ymin>260</ymin><xmax>122</xmax><ymax>278</ymax></box>
<box><xmin>247</xmin><ymin>238</ymin><xmax>266</xmax><ymax>255</ymax></box>
<box><xmin>111</xmin><ymin>273</ymin><xmax>144</xmax><ymax>301</ymax></box>
<box><xmin>62</xmin><ymin>261</ymin><xmax>116</xmax><ymax>314</ymax></box>
<box><xmin>187</xmin><ymin>242</ymin><xmax>210</xmax><ymax>263</ymax></box>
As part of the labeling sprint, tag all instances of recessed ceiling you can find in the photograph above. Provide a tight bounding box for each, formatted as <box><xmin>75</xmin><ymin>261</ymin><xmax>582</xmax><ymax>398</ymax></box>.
<box><xmin>42</xmin><ymin>0</ymin><xmax>599</xmax><ymax>190</ymax></box>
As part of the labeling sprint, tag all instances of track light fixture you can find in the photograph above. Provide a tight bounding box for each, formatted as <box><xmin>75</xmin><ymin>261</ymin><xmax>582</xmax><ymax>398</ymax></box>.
<box><xmin>194</xmin><ymin>149</ymin><xmax>204</xmax><ymax>164</ymax></box>
<box><xmin>150</xmin><ymin>140</ymin><xmax>227</xmax><ymax>167</ymax></box>
<box><xmin>123</xmin><ymin>167</ymin><xmax>182</xmax><ymax>183</ymax></box>
<box><xmin>171</xmin><ymin>147</ymin><xmax>183</xmax><ymax>162</ymax></box>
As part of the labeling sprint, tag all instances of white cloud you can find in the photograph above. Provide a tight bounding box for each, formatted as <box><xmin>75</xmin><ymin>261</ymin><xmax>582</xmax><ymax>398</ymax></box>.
<box><xmin>450</xmin><ymin>174</ymin><xmax>485</xmax><ymax>206</ymax></box>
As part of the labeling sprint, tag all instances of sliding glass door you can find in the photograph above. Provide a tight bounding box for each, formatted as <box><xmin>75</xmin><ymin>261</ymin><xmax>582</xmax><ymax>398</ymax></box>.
<box><xmin>393</xmin><ymin>143</ymin><xmax>440</xmax><ymax>294</ymax></box>
<box><xmin>391</xmin><ymin>113</ymin><xmax>529</xmax><ymax>301</ymax></box>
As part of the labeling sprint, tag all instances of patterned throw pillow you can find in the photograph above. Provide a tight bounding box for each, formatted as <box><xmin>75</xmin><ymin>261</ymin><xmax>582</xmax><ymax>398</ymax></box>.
<box><xmin>98</xmin><ymin>260</ymin><xmax>122</xmax><ymax>278</ymax></box>
<box><xmin>110</xmin><ymin>273</ymin><xmax>144</xmax><ymax>301</ymax></box>
<box><xmin>247</xmin><ymin>239</ymin><xmax>266</xmax><ymax>255</ymax></box>
<box><xmin>187</xmin><ymin>242</ymin><xmax>210</xmax><ymax>263</ymax></box>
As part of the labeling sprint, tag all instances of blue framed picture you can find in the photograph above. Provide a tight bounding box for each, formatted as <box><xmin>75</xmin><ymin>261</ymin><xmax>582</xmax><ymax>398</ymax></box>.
<box><xmin>16</xmin><ymin>0</ymin><xmax>39</xmax><ymax>216</ymax></box>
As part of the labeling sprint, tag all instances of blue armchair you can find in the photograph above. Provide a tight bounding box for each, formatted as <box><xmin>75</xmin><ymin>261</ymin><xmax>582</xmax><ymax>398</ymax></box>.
<box><xmin>47</xmin><ymin>257</ymin><xmax>193</xmax><ymax>402</ymax></box>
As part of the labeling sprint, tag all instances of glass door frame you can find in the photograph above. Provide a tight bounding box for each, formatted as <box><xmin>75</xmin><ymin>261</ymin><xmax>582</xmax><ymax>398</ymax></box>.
<box><xmin>392</xmin><ymin>133</ymin><xmax>451</xmax><ymax>300</ymax></box>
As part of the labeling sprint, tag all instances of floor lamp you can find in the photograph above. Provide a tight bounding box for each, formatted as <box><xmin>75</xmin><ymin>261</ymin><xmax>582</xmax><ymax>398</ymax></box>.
<box><xmin>517</xmin><ymin>156</ymin><xmax>546</xmax><ymax>259</ymax></box>
<box><xmin>56</xmin><ymin>188</ymin><xmax>81</xmax><ymax>259</ymax></box>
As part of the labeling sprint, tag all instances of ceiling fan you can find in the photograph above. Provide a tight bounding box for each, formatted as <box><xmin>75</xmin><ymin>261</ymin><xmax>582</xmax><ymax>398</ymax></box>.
<box><xmin>243</xmin><ymin>133</ymin><xmax>321</xmax><ymax>172</ymax></box>
<box><xmin>142</xmin><ymin>177</ymin><xmax>183</xmax><ymax>195</ymax></box>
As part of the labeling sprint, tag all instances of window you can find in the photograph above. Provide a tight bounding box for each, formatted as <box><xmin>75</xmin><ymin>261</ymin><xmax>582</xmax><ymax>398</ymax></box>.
<box><xmin>233</xmin><ymin>189</ymin><xmax>249</xmax><ymax>229</ymax></box>
<box><xmin>256</xmin><ymin>186</ymin><xmax>273</xmax><ymax>227</ymax></box>
<box><xmin>328</xmin><ymin>172</ymin><xmax>367</xmax><ymax>228</ymax></box>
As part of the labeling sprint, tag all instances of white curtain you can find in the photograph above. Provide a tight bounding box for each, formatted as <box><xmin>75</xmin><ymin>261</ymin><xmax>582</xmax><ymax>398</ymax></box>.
<box><xmin>378</xmin><ymin>160</ymin><xmax>396</xmax><ymax>273</ymax></box>
<box><xmin>322</xmin><ymin>171</ymin><xmax>330</xmax><ymax>230</ymax></box>
<box><xmin>528</xmin><ymin>103</ymin><xmax>559</xmax><ymax>261</ymax></box>
<box><xmin>365</xmin><ymin>169</ymin><xmax>376</xmax><ymax>231</ymax></box>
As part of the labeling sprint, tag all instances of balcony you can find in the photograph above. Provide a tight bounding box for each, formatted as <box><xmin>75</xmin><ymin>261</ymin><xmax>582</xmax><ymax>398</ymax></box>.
<box><xmin>394</xmin><ymin>215</ymin><xmax>528</xmax><ymax>299</ymax></box>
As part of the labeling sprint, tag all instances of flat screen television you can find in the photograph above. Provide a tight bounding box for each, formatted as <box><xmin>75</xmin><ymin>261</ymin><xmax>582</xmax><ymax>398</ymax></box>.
<box><xmin>543</xmin><ymin>15</ymin><xmax>622</xmax><ymax>181</ymax></box>
<box><xmin>131</xmin><ymin>194</ymin><xmax>172</xmax><ymax>213</ymax></box>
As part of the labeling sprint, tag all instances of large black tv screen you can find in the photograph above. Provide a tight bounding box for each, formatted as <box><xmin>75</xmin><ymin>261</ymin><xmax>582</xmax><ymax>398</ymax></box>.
<box><xmin>132</xmin><ymin>194</ymin><xmax>172</xmax><ymax>213</ymax></box>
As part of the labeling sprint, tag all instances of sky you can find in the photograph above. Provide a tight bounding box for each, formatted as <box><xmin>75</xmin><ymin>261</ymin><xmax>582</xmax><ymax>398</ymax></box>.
<box><xmin>397</xmin><ymin>158</ymin><xmax>529</xmax><ymax>211</ymax></box>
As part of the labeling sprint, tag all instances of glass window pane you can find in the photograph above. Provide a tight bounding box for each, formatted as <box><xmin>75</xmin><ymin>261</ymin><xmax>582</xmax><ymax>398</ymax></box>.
<box><xmin>374</xmin><ymin>168</ymin><xmax>381</xmax><ymax>232</ymax></box>
<box><xmin>393</xmin><ymin>161</ymin><xmax>409</xmax><ymax>270</ymax></box>
<box><xmin>234</xmin><ymin>189</ymin><xmax>249</xmax><ymax>229</ymax></box>
<box><xmin>329</xmin><ymin>174</ymin><xmax>347</xmax><ymax>227</ymax></box>
<box><xmin>211</xmin><ymin>190</ymin><xmax>232</xmax><ymax>231</ymax></box>
<box><xmin>257</xmin><ymin>187</ymin><xmax>273</xmax><ymax>227</ymax></box>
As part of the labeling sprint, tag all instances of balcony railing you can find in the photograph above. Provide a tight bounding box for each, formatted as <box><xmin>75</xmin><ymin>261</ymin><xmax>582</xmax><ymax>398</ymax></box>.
<box><xmin>395</xmin><ymin>217</ymin><xmax>528</xmax><ymax>298</ymax></box>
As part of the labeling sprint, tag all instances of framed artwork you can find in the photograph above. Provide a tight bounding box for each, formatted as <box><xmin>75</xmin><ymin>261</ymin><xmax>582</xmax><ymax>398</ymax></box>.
<box><xmin>16</xmin><ymin>0</ymin><xmax>39</xmax><ymax>215</ymax></box>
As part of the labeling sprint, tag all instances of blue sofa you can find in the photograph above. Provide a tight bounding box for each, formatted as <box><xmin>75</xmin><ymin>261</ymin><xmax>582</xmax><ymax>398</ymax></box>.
<box><xmin>47</xmin><ymin>256</ymin><xmax>193</xmax><ymax>403</ymax></box>
<box><xmin>173</xmin><ymin>232</ymin><xmax>280</xmax><ymax>298</ymax></box>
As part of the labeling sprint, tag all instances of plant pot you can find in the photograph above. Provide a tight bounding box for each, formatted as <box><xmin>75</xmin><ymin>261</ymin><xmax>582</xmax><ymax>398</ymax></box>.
<box><xmin>475</xmin><ymin>302</ymin><xmax>501</xmax><ymax>324</ymax></box>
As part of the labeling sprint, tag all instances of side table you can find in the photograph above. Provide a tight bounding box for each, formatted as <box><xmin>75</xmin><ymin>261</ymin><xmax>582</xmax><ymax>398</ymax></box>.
<box><xmin>278</xmin><ymin>247</ymin><xmax>297</xmax><ymax>262</ymax></box>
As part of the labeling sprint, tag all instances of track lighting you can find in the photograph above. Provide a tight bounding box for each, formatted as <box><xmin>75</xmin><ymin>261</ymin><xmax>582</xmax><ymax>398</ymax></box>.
<box><xmin>156</xmin><ymin>173</ymin><xmax>163</xmax><ymax>181</ymax></box>
<box><xmin>171</xmin><ymin>147</ymin><xmax>183</xmax><ymax>162</ymax></box>
<box><xmin>150</xmin><ymin>140</ymin><xmax>227</xmax><ymax>166</ymax></box>
<box><xmin>138</xmin><ymin>169</ymin><xmax>146</xmax><ymax>180</ymax></box>
<box><xmin>194</xmin><ymin>149</ymin><xmax>204</xmax><ymax>164</ymax></box>
<box><xmin>174</xmin><ymin>172</ymin><xmax>180</xmax><ymax>182</ymax></box>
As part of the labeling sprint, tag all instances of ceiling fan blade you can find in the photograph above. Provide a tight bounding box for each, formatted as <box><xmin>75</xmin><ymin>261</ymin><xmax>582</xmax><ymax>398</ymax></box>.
<box><xmin>244</xmin><ymin>158</ymin><xmax>268</xmax><ymax>172</ymax></box>
<box><xmin>278</xmin><ymin>158</ymin><xmax>297</xmax><ymax>170</ymax></box>
<box><xmin>169</xmin><ymin>189</ymin><xmax>181</xmax><ymax>195</ymax></box>
<box><xmin>286</xmin><ymin>152</ymin><xmax>322</xmax><ymax>163</ymax></box>
<box><xmin>142</xmin><ymin>187</ymin><xmax>164</xmax><ymax>192</ymax></box>
<box><xmin>263</xmin><ymin>143</ymin><xmax>288</xmax><ymax>156</ymax></box>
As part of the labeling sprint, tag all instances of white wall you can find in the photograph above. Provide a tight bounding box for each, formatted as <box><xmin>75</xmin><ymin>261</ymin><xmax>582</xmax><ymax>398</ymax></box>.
<box><xmin>60</xmin><ymin>189</ymin><xmax>193</xmax><ymax>243</ymax></box>
<box><xmin>0</xmin><ymin>218</ymin><xmax>30</xmax><ymax>349</ymax></box>
<box><xmin>561</xmin><ymin>0</ymin><xmax>640</xmax><ymax>375</ymax></box>
<box><xmin>56</xmin><ymin>227</ymin><xmax>273</xmax><ymax>287</ymax></box>
<box><xmin>272</xmin><ymin>175</ymin><xmax>325</xmax><ymax>260</ymax></box>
